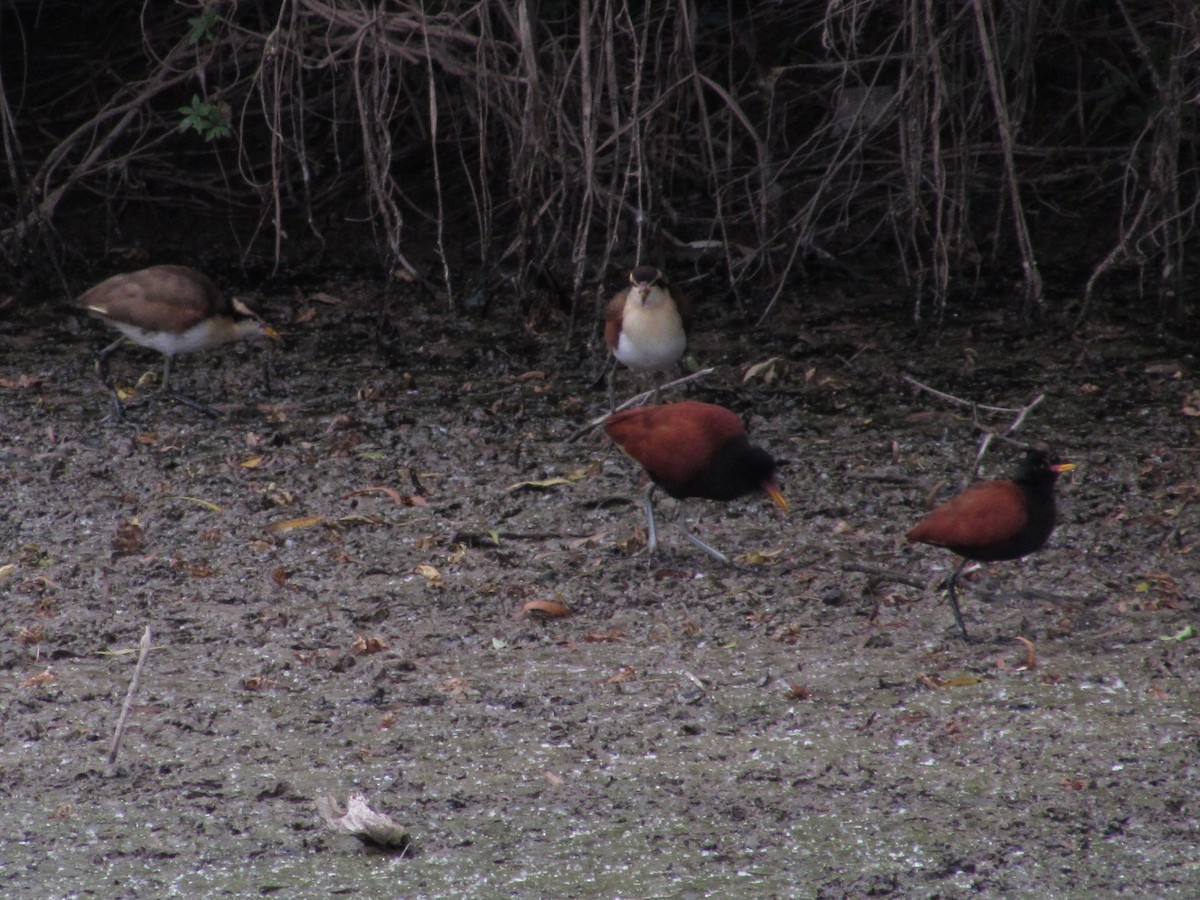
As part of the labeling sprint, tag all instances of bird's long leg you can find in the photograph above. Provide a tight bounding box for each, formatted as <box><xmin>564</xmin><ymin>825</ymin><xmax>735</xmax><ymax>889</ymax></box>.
<box><xmin>158</xmin><ymin>354</ymin><xmax>174</xmax><ymax>394</ymax></box>
<box><xmin>677</xmin><ymin>499</ymin><xmax>733</xmax><ymax>566</ymax></box>
<box><xmin>165</xmin><ymin>390</ymin><xmax>223</xmax><ymax>418</ymax></box>
<box><xmin>947</xmin><ymin>558</ymin><xmax>972</xmax><ymax>642</ymax></box>
<box><xmin>643</xmin><ymin>484</ymin><xmax>659</xmax><ymax>554</ymax></box>
<box><xmin>94</xmin><ymin>337</ymin><xmax>127</xmax><ymax>421</ymax></box>
<box><xmin>153</xmin><ymin>355</ymin><xmax>222</xmax><ymax>418</ymax></box>
<box><xmin>95</xmin><ymin>336</ymin><xmax>125</xmax><ymax>386</ymax></box>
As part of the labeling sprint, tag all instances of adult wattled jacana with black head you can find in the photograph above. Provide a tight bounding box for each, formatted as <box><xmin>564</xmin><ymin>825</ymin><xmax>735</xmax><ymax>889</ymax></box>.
<box><xmin>906</xmin><ymin>449</ymin><xmax>1075</xmax><ymax>641</ymax></box>
<box><xmin>605</xmin><ymin>400</ymin><xmax>787</xmax><ymax>564</ymax></box>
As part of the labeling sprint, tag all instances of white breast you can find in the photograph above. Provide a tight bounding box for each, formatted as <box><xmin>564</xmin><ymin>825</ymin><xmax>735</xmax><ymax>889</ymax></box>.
<box><xmin>614</xmin><ymin>287</ymin><xmax>686</xmax><ymax>371</ymax></box>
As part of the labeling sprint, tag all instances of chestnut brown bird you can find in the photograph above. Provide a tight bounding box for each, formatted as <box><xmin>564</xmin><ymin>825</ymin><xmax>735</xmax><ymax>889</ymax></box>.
<box><xmin>77</xmin><ymin>265</ymin><xmax>280</xmax><ymax>417</ymax></box>
<box><xmin>603</xmin><ymin>266</ymin><xmax>691</xmax><ymax>406</ymax></box>
<box><xmin>906</xmin><ymin>449</ymin><xmax>1076</xmax><ymax>641</ymax></box>
<box><xmin>604</xmin><ymin>400</ymin><xmax>787</xmax><ymax>563</ymax></box>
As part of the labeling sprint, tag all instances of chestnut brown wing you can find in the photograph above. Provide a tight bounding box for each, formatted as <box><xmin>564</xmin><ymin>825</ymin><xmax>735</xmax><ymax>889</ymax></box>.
<box><xmin>605</xmin><ymin>401</ymin><xmax>745</xmax><ymax>487</ymax></box>
<box><xmin>906</xmin><ymin>480</ymin><xmax>1029</xmax><ymax>553</ymax></box>
<box><xmin>603</xmin><ymin>287</ymin><xmax>628</xmax><ymax>352</ymax></box>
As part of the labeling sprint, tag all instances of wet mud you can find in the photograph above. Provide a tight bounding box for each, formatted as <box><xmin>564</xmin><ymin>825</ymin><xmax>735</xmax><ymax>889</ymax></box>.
<box><xmin>1</xmin><ymin>277</ymin><xmax>1197</xmax><ymax>897</ymax></box>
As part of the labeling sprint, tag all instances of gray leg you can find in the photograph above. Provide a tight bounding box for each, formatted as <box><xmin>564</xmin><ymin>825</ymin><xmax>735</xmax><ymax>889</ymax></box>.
<box><xmin>677</xmin><ymin>500</ymin><xmax>733</xmax><ymax>566</ymax></box>
<box><xmin>643</xmin><ymin>485</ymin><xmax>659</xmax><ymax>554</ymax></box>
<box><xmin>947</xmin><ymin>559</ymin><xmax>972</xmax><ymax>642</ymax></box>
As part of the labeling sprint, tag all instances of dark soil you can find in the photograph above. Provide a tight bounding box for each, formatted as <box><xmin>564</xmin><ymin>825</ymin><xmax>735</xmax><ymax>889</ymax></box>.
<box><xmin>2</xmin><ymin>274</ymin><xmax>1198</xmax><ymax>898</ymax></box>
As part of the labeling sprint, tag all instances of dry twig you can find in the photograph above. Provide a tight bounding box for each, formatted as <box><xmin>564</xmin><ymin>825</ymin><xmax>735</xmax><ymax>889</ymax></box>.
<box><xmin>106</xmin><ymin>626</ymin><xmax>152</xmax><ymax>773</ymax></box>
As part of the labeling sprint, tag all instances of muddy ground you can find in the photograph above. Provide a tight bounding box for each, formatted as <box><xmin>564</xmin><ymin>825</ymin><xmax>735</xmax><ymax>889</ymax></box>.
<box><xmin>1</xmin><ymin>272</ymin><xmax>1198</xmax><ymax>898</ymax></box>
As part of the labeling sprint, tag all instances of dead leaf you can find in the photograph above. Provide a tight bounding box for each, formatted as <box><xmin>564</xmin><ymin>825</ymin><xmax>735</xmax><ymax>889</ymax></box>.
<box><xmin>583</xmin><ymin>629</ymin><xmax>627</xmax><ymax>643</ymax></box>
<box><xmin>919</xmin><ymin>672</ymin><xmax>984</xmax><ymax>689</ymax></box>
<box><xmin>437</xmin><ymin>677</ymin><xmax>478</xmax><ymax>699</ymax></box>
<box><xmin>21</xmin><ymin>669</ymin><xmax>55</xmax><ymax>688</ymax></box>
<box><xmin>167</xmin><ymin>495</ymin><xmax>222</xmax><ymax>512</ymax></box>
<box><xmin>414</xmin><ymin>564</ymin><xmax>443</xmax><ymax>586</ymax></box>
<box><xmin>240</xmin><ymin>455</ymin><xmax>268</xmax><ymax>469</ymax></box>
<box><xmin>316</xmin><ymin>793</ymin><xmax>409</xmax><ymax>851</ymax></box>
<box><xmin>736</xmin><ymin>548</ymin><xmax>785</xmax><ymax>565</ymax></box>
<box><xmin>268</xmin><ymin>515</ymin><xmax>325</xmax><ymax>534</ymax></box>
<box><xmin>310</xmin><ymin>291</ymin><xmax>343</xmax><ymax>305</ymax></box>
<box><xmin>0</xmin><ymin>374</ymin><xmax>48</xmax><ymax>389</ymax></box>
<box><xmin>1182</xmin><ymin>390</ymin><xmax>1200</xmax><ymax>417</ymax></box>
<box><xmin>506</xmin><ymin>476</ymin><xmax>574</xmax><ymax>492</ymax></box>
<box><xmin>111</xmin><ymin>519</ymin><xmax>145</xmax><ymax>557</ymax></box>
<box><xmin>1013</xmin><ymin>636</ymin><xmax>1037</xmax><ymax>670</ymax></box>
<box><xmin>603</xmin><ymin>665</ymin><xmax>637</xmax><ymax>685</ymax></box>
<box><xmin>342</xmin><ymin>486</ymin><xmax>414</xmax><ymax>505</ymax></box>
<box><xmin>518</xmin><ymin>599</ymin><xmax>572</xmax><ymax>619</ymax></box>
<box><xmin>353</xmin><ymin>635</ymin><xmax>389</xmax><ymax>655</ymax></box>
<box><xmin>742</xmin><ymin>357</ymin><xmax>785</xmax><ymax>384</ymax></box>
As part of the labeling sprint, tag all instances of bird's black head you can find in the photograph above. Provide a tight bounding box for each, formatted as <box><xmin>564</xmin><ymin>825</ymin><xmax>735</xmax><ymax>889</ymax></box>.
<box><xmin>680</xmin><ymin>436</ymin><xmax>780</xmax><ymax>503</ymax></box>
<box><xmin>1014</xmin><ymin>449</ymin><xmax>1075</xmax><ymax>489</ymax></box>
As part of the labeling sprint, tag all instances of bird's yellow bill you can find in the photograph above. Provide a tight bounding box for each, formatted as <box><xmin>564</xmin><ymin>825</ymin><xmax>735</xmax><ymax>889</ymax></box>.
<box><xmin>765</xmin><ymin>483</ymin><xmax>789</xmax><ymax>511</ymax></box>
<box><xmin>261</xmin><ymin>324</ymin><xmax>283</xmax><ymax>342</ymax></box>
<box><xmin>1051</xmin><ymin>462</ymin><xmax>1076</xmax><ymax>474</ymax></box>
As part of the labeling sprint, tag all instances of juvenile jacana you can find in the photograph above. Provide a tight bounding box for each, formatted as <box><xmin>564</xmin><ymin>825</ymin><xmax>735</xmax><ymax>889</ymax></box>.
<box><xmin>906</xmin><ymin>449</ymin><xmax>1076</xmax><ymax>641</ymax></box>
<box><xmin>77</xmin><ymin>265</ymin><xmax>280</xmax><ymax>417</ymax></box>
<box><xmin>604</xmin><ymin>400</ymin><xmax>787</xmax><ymax>563</ymax></box>
<box><xmin>603</xmin><ymin>266</ymin><xmax>691</xmax><ymax>406</ymax></box>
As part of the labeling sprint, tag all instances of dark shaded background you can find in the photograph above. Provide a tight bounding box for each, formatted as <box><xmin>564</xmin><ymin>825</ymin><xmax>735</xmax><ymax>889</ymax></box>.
<box><xmin>1</xmin><ymin>0</ymin><xmax>1197</xmax><ymax>331</ymax></box>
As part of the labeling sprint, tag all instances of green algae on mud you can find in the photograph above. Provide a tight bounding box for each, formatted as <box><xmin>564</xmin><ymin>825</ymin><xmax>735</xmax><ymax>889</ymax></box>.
<box><xmin>1</xmin><ymin>281</ymin><xmax>1197</xmax><ymax>897</ymax></box>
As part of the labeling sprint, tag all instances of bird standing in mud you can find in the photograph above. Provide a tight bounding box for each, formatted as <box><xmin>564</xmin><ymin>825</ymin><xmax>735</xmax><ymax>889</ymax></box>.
<box><xmin>77</xmin><ymin>264</ymin><xmax>280</xmax><ymax>417</ymax></box>
<box><xmin>605</xmin><ymin>400</ymin><xmax>787</xmax><ymax>564</ymax></box>
<box><xmin>906</xmin><ymin>449</ymin><xmax>1075</xmax><ymax>641</ymax></box>
<box><xmin>603</xmin><ymin>266</ymin><xmax>691</xmax><ymax>406</ymax></box>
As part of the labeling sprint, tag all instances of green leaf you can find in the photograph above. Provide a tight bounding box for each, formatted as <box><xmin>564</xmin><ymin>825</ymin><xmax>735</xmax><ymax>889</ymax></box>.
<box><xmin>1160</xmin><ymin>625</ymin><xmax>1195</xmax><ymax>642</ymax></box>
<box><xmin>187</xmin><ymin>10</ymin><xmax>219</xmax><ymax>44</ymax></box>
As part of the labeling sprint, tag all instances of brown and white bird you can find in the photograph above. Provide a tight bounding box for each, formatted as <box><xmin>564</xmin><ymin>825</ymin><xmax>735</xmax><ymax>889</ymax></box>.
<box><xmin>603</xmin><ymin>266</ymin><xmax>691</xmax><ymax>405</ymax></box>
<box><xmin>77</xmin><ymin>264</ymin><xmax>280</xmax><ymax>417</ymax></box>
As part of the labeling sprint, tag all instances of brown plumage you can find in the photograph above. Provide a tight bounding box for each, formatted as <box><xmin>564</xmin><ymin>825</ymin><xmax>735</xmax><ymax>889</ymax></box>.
<box><xmin>77</xmin><ymin>265</ymin><xmax>279</xmax><ymax>416</ymax></box>
<box><xmin>906</xmin><ymin>449</ymin><xmax>1075</xmax><ymax>640</ymax></box>
<box><xmin>605</xmin><ymin>401</ymin><xmax>787</xmax><ymax>563</ymax></box>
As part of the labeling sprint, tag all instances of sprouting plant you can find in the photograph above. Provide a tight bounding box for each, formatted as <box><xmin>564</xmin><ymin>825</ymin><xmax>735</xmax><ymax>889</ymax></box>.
<box><xmin>186</xmin><ymin>9</ymin><xmax>220</xmax><ymax>45</ymax></box>
<box><xmin>178</xmin><ymin>95</ymin><xmax>231</xmax><ymax>141</ymax></box>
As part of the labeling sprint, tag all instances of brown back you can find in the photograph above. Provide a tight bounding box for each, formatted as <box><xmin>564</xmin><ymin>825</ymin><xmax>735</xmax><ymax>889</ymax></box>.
<box><xmin>78</xmin><ymin>265</ymin><xmax>226</xmax><ymax>333</ymax></box>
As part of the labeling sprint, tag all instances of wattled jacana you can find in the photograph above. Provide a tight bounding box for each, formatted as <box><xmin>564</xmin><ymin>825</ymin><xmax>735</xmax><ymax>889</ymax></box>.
<box><xmin>77</xmin><ymin>265</ymin><xmax>280</xmax><ymax>417</ymax></box>
<box><xmin>906</xmin><ymin>449</ymin><xmax>1075</xmax><ymax>641</ymax></box>
<box><xmin>603</xmin><ymin>266</ymin><xmax>691</xmax><ymax>406</ymax></box>
<box><xmin>604</xmin><ymin>400</ymin><xmax>787</xmax><ymax>563</ymax></box>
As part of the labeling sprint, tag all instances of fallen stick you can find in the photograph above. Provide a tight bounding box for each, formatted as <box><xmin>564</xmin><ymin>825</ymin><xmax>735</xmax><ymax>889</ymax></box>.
<box><xmin>106</xmin><ymin>625</ymin><xmax>151</xmax><ymax>772</ymax></box>
<box><xmin>566</xmin><ymin>367</ymin><xmax>715</xmax><ymax>442</ymax></box>
<box><xmin>843</xmin><ymin>562</ymin><xmax>928</xmax><ymax>590</ymax></box>
<box><xmin>901</xmin><ymin>374</ymin><xmax>1045</xmax><ymax>478</ymax></box>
